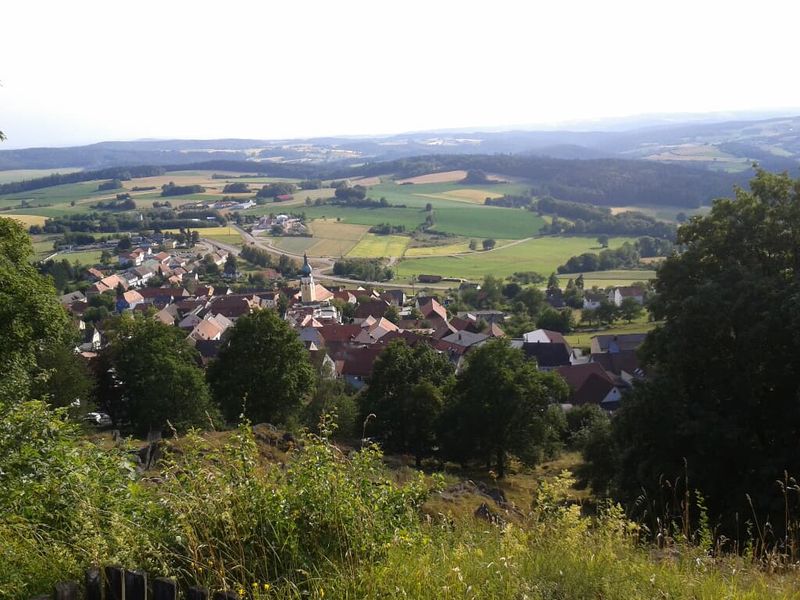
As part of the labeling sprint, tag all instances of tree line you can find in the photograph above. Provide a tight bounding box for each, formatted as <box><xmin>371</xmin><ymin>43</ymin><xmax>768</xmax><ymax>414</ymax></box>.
<box><xmin>0</xmin><ymin>166</ymin><xmax>164</xmax><ymax>195</ymax></box>
<box><xmin>332</xmin><ymin>257</ymin><xmax>394</xmax><ymax>282</ymax></box>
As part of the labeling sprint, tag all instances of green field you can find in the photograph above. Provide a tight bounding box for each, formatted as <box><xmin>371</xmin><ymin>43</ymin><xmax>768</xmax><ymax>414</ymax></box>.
<box><xmin>271</xmin><ymin>237</ymin><xmax>317</xmax><ymax>254</ymax></box>
<box><xmin>394</xmin><ymin>236</ymin><xmax>643</xmax><ymax>281</ymax></box>
<box><xmin>564</xmin><ymin>318</ymin><xmax>661</xmax><ymax>349</ymax></box>
<box><xmin>347</xmin><ymin>234</ymin><xmax>410</xmax><ymax>258</ymax></box>
<box><xmin>53</xmin><ymin>249</ymin><xmax>105</xmax><ymax>266</ymax></box>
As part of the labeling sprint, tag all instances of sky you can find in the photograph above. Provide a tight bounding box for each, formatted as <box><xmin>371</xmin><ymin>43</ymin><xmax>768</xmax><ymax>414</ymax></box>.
<box><xmin>2</xmin><ymin>0</ymin><xmax>800</xmax><ymax>148</ymax></box>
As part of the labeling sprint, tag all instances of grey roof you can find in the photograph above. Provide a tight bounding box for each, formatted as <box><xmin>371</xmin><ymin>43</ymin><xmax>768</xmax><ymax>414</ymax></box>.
<box><xmin>441</xmin><ymin>330</ymin><xmax>489</xmax><ymax>348</ymax></box>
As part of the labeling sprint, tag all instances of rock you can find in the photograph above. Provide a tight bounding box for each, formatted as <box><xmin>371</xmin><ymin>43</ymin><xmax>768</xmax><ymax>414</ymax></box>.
<box><xmin>474</xmin><ymin>502</ymin><xmax>506</xmax><ymax>526</ymax></box>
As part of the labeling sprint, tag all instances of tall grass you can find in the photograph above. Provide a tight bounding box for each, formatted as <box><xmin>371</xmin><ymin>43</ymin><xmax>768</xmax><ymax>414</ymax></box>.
<box><xmin>3</xmin><ymin>401</ymin><xmax>800</xmax><ymax>599</ymax></box>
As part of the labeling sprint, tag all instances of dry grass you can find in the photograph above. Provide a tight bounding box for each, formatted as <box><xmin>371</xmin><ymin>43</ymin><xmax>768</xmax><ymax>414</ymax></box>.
<box><xmin>414</xmin><ymin>188</ymin><xmax>504</xmax><ymax>204</ymax></box>
<box><xmin>309</xmin><ymin>219</ymin><xmax>369</xmax><ymax>241</ymax></box>
<box><xmin>0</xmin><ymin>214</ymin><xmax>47</xmax><ymax>227</ymax></box>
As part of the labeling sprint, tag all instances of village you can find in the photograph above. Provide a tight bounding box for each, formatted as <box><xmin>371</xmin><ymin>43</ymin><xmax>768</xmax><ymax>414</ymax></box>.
<box><xmin>58</xmin><ymin>231</ymin><xmax>648</xmax><ymax>416</ymax></box>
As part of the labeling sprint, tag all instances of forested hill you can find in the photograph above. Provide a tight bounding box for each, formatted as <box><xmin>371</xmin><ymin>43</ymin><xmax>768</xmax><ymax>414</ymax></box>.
<box><xmin>0</xmin><ymin>154</ymin><xmax>745</xmax><ymax>208</ymax></box>
<box><xmin>338</xmin><ymin>154</ymin><xmax>746</xmax><ymax>208</ymax></box>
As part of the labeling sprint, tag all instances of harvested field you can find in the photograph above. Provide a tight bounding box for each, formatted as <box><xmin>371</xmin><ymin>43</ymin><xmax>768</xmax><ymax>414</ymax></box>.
<box><xmin>415</xmin><ymin>188</ymin><xmax>504</xmax><ymax>204</ymax></box>
<box><xmin>309</xmin><ymin>219</ymin><xmax>368</xmax><ymax>241</ymax></box>
<box><xmin>0</xmin><ymin>214</ymin><xmax>47</xmax><ymax>227</ymax></box>
<box><xmin>350</xmin><ymin>176</ymin><xmax>383</xmax><ymax>186</ymax></box>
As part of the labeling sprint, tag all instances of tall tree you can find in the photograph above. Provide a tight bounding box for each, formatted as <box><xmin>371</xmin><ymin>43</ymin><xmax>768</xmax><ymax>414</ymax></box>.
<box><xmin>360</xmin><ymin>339</ymin><xmax>454</xmax><ymax>467</ymax></box>
<box><xmin>208</xmin><ymin>309</ymin><xmax>315</xmax><ymax>424</ymax></box>
<box><xmin>0</xmin><ymin>218</ymin><xmax>72</xmax><ymax>402</ymax></box>
<box><xmin>599</xmin><ymin>169</ymin><xmax>800</xmax><ymax>533</ymax></box>
<box><xmin>447</xmin><ymin>338</ymin><xmax>568</xmax><ymax>477</ymax></box>
<box><xmin>102</xmin><ymin>317</ymin><xmax>218</xmax><ymax>435</ymax></box>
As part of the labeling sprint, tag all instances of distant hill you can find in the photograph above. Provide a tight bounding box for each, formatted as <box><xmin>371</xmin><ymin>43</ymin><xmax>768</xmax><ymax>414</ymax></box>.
<box><xmin>2</xmin><ymin>114</ymin><xmax>799</xmax><ymax>172</ymax></box>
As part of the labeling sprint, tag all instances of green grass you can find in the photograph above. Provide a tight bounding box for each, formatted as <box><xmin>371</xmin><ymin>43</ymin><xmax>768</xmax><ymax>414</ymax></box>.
<box><xmin>53</xmin><ymin>249</ymin><xmax>105</xmax><ymax>266</ymax></box>
<box><xmin>564</xmin><ymin>317</ymin><xmax>661</xmax><ymax>348</ymax></box>
<box><xmin>395</xmin><ymin>236</ymin><xmax>642</xmax><ymax>281</ymax></box>
<box><xmin>0</xmin><ymin>181</ymin><xmax>111</xmax><ymax>208</ymax></box>
<box><xmin>271</xmin><ymin>236</ymin><xmax>318</xmax><ymax>254</ymax></box>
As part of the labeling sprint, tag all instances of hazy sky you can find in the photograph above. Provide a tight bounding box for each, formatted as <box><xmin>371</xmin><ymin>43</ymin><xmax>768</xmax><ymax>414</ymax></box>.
<box><xmin>2</xmin><ymin>0</ymin><xmax>799</xmax><ymax>148</ymax></box>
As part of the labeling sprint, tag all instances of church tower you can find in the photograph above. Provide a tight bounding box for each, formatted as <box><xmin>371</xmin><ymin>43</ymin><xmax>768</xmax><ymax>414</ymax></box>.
<box><xmin>300</xmin><ymin>253</ymin><xmax>316</xmax><ymax>303</ymax></box>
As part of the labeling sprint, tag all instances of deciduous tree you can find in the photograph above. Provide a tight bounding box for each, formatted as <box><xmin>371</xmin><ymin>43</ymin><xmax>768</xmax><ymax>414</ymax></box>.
<box><xmin>208</xmin><ymin>309</ymin><xmax>315</xmax><ymax>424</ymax></box>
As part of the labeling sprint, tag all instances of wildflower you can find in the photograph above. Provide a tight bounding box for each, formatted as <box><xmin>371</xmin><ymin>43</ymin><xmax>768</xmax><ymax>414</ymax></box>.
<box><xmin>263</xmin><ymin>583</ymin><xmax>271</xmax><ymax>591</ymax></box>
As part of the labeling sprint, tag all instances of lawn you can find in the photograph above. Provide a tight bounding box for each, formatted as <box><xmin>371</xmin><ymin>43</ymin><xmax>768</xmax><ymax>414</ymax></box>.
<box><xmin>54</xmin><ymin>249</ymin><xmax>105</xmax><ymax>266</ymax></box>
<box><xmin>564</xmin><ymin>318</ymin><xmax>662</xmax><ymax>349</ymax></box>
<box><xmin>394</xmin><ymin>236</ymin><xmax>643</xmax><ymax>281</ymax></box>
<box><xmin>347</xmin><ymin>234</ymin><xmax>410</xmax><ymax>258</ymax></box>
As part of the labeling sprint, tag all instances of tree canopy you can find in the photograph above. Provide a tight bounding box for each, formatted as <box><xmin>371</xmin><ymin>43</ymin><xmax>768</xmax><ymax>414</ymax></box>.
<box><xmin>208</xmin><ymin>309</ymin><xmax>315</xmax><ymax>424</ymax></box>
<box><xmin>360</xmin><ymin>340</ymin><xmax>454</xmax><ymax>467</ymax></box>
<box><xmin>444</xmin><ymin>338</ymin><xmax>568</xmax><ymax>477</ymax></box>
<box><xmin>592</xmin><ymin>169</ymin><xmax>800</xmax><ymax>534</ymax></box>
<box><xmin>0</xmin><ymin>218</ymin><xmax>73</xmax><ymax>402</ymax></box>
<box><xmin>101</xmin><ymin>317</ymin><xmax>218</xmax><ymax>435</ymax></box>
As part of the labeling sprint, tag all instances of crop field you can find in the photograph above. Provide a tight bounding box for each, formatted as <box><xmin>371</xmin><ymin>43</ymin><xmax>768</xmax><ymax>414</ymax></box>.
<box><xmin>271</xmin><ymin>236</ymin><xmax>317</xmax><ymax>254</ymax></box>
<box><xmin>610</xmin><ymin>204</ymin><xmax>711</xmax><ymax>222</ymax></box>
<box><xmin>394</xmin><ymin>236</ymin><xmax>642</xmax><ymax>281</ymax></box>
<box><xmin>0</xmin><ymin>181</ymin><xmax>113</xmax><ymax>209</ymax></box>
<box><xmin>415</xmin><ymin>188</ymin><xmax>504</xmax><ymax>204</ymax></box>
<box><xmin>309</xmin><ymin>219</ymin><xmax>367</xmax><ymax>241</ymax></box>
<box><xmin>0</xmin><ymin>214</ymin><xmax>47</xmax><ymax>227</ymax></box>
<box><xmin>405</xmin><ymin>240</ymin><xmax>475</xmax><ymax>256</ymax></box>
<box><xmin>270</xmin><ymin>221</ymin><xmax>370</xmax><ymax>257</ymax></box>
<box><xmin>0</xmin><ymin>168</ymin><xmax>82</xmax><ymax>184</ymax></box>
<box><xmin>347</xmin><ymin>234</ymin><xmax>410</xmax><ymax>258</ymax></box>
<box><xmin>395</xmin><ymin>170</ymin><xmax>507</xmax><ymax>184</ymax></box>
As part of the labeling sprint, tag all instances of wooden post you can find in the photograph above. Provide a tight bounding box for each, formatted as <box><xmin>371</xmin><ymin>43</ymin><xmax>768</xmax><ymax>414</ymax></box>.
<box><xmin>187</xmin><ymin>588</ymin><xmax>209</xmax><ymax>600</ymax></box>
<box><xmin>152</xmin><ymin>577</ymin><xmax>178</xmax><ymax>600</ymax></box>
<box><xmin>125</xmin><ymin>570</ymin><xmax>148</xmax><ymax>600</ymax></box>
<box><xmin>85</xmin><ymin>567</ymin><xmax>102</xmax><ymax>600</ymax></box>
<box><xmin>54</xmin><ymin>581</ymin><xmax>79</xmax><ymax>600</ymax></box>
<box><xmin>188</xmin><ymin>588</ymin><xmax>209</xmax><ymax>600</ymax></box>
<box><xmin>105</xmin><ymin>566</ymin><xmax>126</xmax><ymax>600</ymax></box>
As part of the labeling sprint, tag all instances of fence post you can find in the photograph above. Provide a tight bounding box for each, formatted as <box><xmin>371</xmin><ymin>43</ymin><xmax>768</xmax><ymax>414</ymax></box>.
<box><xmin>85</xmin><ymin>567</ymin><xmax>102</xmax><ymax>600</ymax></box>
<box><xmin>152</xmin><ymin>577</ymin><xmax>178</xmax><ymax>600</ymax></box>
<box><xmin>187</xmin><ymin>588</ymin><xmax>209</xmax><ymax>600</ymax></box>
<box><xmin>54</xmin><ymin>581</ymin><xmax>80</xmax><ymax>600</ymax></box>
<box><xmin>125</xmin><ymin>570</ymin><xmax>148</xmax><ymax>600</ymax></box>
<box><xmin>105</xmin><ymin>566</ymin><xmax>126</xmax><ymax>600</ymax></box>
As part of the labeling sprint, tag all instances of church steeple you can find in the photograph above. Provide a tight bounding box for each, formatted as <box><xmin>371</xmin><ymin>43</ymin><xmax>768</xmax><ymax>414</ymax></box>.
<box><xmin>300</xmin><ymin>253</ymin><xmax>315</xmax><ymax>303</ymax></box>
<box><xmin>301</xmin><ymin>253</ymin><xmax>313</xmax><ymax>276</ymax></box>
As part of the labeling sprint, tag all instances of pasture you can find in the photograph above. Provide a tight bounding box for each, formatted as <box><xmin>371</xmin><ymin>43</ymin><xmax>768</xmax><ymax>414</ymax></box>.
<box><xmin>53</xmin><ymin>249</ymin><xmax>105</xmax><ymax>266</ymax></box>
<box><xmin>347</xmin><ymin>234</ymin><xmax>410</xmax><ymax>258</ymax></box>
<box><xmin>394</xmin><ymin>236</ymin><xmax>644</xmax><ymax>281</ymax></box>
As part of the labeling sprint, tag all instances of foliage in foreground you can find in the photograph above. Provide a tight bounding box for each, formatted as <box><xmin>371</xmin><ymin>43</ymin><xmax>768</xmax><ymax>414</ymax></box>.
<box><xmin>3</xmin><ymin>401</ymin><xmax>800</xmax><ymax>599</ymax></box>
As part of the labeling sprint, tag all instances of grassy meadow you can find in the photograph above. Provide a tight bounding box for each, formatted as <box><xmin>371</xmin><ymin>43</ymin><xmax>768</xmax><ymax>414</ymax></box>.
<box><xmin>394</xmin><ymin>236</ymin><xmax>645</xmax><ymax>281</ymax></box>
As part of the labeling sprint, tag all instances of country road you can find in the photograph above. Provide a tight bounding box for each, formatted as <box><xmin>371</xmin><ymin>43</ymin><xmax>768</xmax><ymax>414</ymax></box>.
<box><xmin>201</xmin><ymin>225</ymin><xmax>455</xmax><ymax>290</ymax></box>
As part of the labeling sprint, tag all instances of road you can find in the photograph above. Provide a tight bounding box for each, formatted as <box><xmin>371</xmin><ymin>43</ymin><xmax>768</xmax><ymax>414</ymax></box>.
<box><xmin>201</xmin><ymin>225</ymin><xmax>456</xmax><ymax>290</ymax></box>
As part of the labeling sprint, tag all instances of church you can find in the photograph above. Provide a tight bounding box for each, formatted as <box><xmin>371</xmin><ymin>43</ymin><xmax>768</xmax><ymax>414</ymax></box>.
<box><xmin>299</xmin><ymin>253</ymin><xmax>334</xmax><ymax>304</ymax></box>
